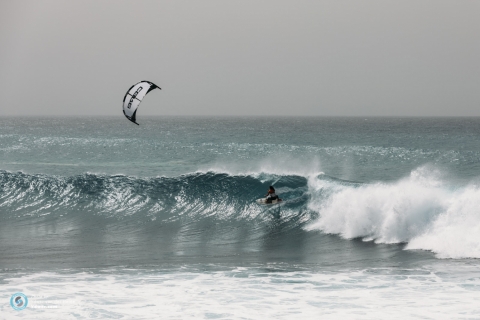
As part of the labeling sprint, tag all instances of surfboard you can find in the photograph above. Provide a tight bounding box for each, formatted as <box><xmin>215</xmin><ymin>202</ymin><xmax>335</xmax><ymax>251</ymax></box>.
<box><xmin>256</xmin><ymin>198</ymin><xmax>282</xmax><ymax>205</ymax></box>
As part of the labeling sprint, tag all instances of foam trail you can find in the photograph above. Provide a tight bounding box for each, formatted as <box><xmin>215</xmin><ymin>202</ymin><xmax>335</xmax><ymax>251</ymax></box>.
<box><xmin>306</xmin><ymin>167</ymin><xmax>480</xmax><ymax>259</ymax></box>
<box><xmin>2</xmin><ymin>267</ymin><xmax>480</xmax><ymax>319</ymax></box>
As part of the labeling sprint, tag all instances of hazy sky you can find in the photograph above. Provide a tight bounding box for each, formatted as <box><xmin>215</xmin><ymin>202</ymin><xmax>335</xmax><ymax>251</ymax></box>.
<box><xmin>1</xmin><ymin>1</ymin><xmax>479</xmax><ymax>117</ymax></box>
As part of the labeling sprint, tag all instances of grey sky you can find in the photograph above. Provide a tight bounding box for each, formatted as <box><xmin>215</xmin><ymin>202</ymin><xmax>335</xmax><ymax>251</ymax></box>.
<box><xmin>1</xmin><ymin>1</ymin><xmax>479</xmax><ymax>117</ymax></box>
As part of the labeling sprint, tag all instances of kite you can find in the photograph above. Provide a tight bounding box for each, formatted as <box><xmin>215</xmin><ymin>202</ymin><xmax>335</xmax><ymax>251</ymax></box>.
<box><xmin>122</xmin><ymin>80</ymin><xmax>161</xmax><ymax>125</ymax></box>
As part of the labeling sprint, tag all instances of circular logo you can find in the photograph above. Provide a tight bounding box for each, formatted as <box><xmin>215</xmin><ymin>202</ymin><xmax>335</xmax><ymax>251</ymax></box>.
<box><xmin>10</xmin><ymin>293</ymin><xmax>28</xmax><ymax>311</ymax></box>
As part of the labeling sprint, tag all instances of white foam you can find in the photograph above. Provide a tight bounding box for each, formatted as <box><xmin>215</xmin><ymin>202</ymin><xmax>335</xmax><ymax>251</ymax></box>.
<box><xmin>1</xmin><ymin>267</ymin><xmax>479</xmax><ymax>319</ymax></box>
<box><xmin>407</xmin><ymin>186</ymin><xmax>480</xmax><ymax>258</ymax></box>
<box><xmin>306</xmin><ymin>167</ymin><xmax>480</xmax><ymax>259</ymax></box>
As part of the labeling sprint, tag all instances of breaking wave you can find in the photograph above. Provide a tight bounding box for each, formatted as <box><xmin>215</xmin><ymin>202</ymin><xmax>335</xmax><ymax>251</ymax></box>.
<box><xmin>306</xmin><ymin>166</ymin><xmax>480</xmax><ymax>259</ymax></box>
<box><xmin>1</xmin><ymin>166</ymin><xmax>480</xmax><ymax>259</ymax></box>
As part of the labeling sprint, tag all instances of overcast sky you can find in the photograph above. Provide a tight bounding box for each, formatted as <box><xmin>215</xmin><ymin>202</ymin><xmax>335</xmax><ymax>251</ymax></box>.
<box><xmin>0</xmin><ymin>1</ymin><xmax>479</xmax><ymax>117</ymax></box>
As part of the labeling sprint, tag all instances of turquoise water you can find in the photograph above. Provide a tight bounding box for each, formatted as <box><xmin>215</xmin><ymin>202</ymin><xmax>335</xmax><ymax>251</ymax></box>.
<box><xmin>2</xmin><ymin>117</ymin><xmax>480</xmax><ymax>181</ymax></box>
<box><xmin>1</xmin><ymin>117</ymin><xmax>480</xmax><ymax>318</ymax></box>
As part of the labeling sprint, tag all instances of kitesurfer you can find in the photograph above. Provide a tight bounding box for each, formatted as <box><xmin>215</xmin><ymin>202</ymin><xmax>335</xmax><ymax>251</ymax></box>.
<box><xmin>265</xmin><ymin>186</ymin><xmax>280</xmax><ymax>203</ymax></box>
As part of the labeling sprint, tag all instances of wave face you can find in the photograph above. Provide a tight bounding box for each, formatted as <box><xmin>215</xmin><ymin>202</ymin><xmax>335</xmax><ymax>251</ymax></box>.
<box><xmin>0</xmin><ymin>170</ymin><xmax>308</xmax><ymax>221</ymax></box>
<box><xmin>0</xmin><ymin>170</ymin><xmax>320</xmax><ymax>269</ymax></box>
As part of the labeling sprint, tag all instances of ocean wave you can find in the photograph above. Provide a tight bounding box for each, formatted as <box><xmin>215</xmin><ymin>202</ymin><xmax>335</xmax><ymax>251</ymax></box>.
<box><xmin>0</xmin><ymin>170</ymin><xmax>309</xmax><ymax>223</ymax></box>
<box><xmin>2</xmin><ymin>167</ymin><xmax>480</xmax><ymax>259</ymax></box>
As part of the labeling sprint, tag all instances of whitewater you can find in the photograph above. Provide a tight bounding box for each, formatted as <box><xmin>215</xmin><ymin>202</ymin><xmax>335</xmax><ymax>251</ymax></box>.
<box><xmin>1</xmin><ymin>117</ymin><xmax>480</xmax><ymax>318</ymax></box>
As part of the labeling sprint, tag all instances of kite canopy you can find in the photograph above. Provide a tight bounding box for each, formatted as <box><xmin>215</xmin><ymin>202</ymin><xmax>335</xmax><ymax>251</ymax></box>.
<box><xmin>122</xmin><ymin>80</ymin><xmax>161</xmax><ymax>125</ymax></box>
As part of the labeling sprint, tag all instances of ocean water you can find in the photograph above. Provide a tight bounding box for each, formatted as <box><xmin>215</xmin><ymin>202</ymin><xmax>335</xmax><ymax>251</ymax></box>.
<box><xmin>1</xmin><ymin>116</ymin><xmax>480</xmax><ymax>319</ymax></box>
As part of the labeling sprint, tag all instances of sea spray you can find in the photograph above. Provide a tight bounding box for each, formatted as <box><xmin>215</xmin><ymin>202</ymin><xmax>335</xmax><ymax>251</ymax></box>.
<box><xmin>406</xmin><ymin>186</ymin><xmax>480</xmax><ymax>258</ymax></box>
<box><xmin>306</xmin><ymin>167</ymin><xmax>480</xmax><ymax>258</ymax></box>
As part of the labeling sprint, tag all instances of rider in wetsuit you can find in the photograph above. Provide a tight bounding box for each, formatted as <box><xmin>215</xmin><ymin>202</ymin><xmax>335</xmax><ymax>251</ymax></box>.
<box><xmin>265</xmin><ymin>186</ymin><xmax>279</xmax><ymax>203</ymax></box>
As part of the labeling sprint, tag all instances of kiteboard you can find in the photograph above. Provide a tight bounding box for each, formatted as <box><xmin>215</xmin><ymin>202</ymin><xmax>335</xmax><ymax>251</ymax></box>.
<box><xmin>256</xmin><ymin>198</ymin><xmax>282</xmax><ymax>205</ymax></box>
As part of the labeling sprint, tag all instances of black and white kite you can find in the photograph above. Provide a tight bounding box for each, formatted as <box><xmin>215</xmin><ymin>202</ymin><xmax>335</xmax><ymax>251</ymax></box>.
<box><xmin>122</xmin><ymin>80</ymin><xmax>161</xmax><ymax>125</ymax></box>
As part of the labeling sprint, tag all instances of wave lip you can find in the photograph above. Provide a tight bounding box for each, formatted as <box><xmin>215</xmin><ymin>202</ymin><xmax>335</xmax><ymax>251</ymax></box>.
<box><xmin>306</xmin><ymin>167</ymin><xmax>480</xmax><ymax>259</ymax></box>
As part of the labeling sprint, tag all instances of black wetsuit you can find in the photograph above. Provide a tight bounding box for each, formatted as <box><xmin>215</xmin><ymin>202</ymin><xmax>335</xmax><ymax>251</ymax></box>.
<box><xmin>266</xmin><ymin>193</ymin><xmax>278</xmax><ymax>203</ymax></box>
